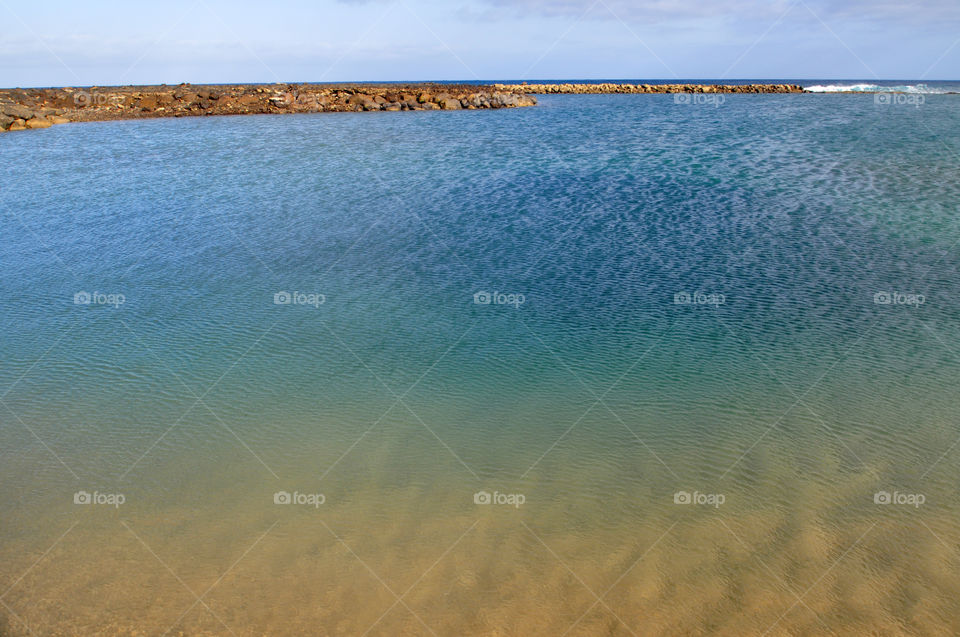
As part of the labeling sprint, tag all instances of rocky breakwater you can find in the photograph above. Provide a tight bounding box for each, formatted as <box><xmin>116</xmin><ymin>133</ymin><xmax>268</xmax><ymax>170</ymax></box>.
<box><xmin>0</xmin><ymin>84</ymin><xmax>537</xmax><ymax>132</ymax></box>
<box><xmin>0</xmin><ymin>98</ymin><xmax>70</xmax><ymax>131</ymax></box>
<box><xmin>495</xmin><ymin>83</ymin><xmax>804</xmax><ymax>94</ymax></box>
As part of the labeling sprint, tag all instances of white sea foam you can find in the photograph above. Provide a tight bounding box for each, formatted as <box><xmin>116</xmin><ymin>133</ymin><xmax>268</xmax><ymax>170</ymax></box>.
<box><xmin>804</xmin><ymin>83</ymin><xmax>949</xmax><ymax>94</ymax></box>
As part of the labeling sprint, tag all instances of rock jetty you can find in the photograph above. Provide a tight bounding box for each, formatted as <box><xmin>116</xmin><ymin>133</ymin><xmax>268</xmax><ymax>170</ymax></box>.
<box><xmin>495</xmin><ymin>83</ymin><xmax>804</xmax><ymax>94</ymax></box>
<box><xmin>0</xmin><ymin>83</ymin><xmax>538</xmax><ymax>132</ymax></box>
<box><xmin>0</xmin><ymin>82</ymin><xmax>816</xmax><ymax>132</ymax></box>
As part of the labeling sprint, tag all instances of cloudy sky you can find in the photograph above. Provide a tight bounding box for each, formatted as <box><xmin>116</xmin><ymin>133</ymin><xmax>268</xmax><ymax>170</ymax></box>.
<box><xmin>1</xmin><ymin>0</ymin><xmax>957</xmax><ymax>87</ymax></box>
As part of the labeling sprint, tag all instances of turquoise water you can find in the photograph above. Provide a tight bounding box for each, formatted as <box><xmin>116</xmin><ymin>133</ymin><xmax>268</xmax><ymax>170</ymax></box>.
<box><xmin>2</xmin><ymin>93</ymin><xmax>960</xmax><ymax>635</ymax></box>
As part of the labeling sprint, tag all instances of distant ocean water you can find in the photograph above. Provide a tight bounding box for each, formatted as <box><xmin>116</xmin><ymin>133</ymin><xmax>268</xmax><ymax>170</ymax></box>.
<box><xmin>1</xmin><ymin>89</ymin><xmax>960</xmax><ymax>635</ymax></box>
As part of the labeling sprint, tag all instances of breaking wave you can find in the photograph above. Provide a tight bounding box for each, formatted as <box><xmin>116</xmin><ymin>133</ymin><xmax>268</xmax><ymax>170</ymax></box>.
<box><xmin>804</xmin><ymin>83</ymin><xmax>950</xmax><ymax>94</ymax></box>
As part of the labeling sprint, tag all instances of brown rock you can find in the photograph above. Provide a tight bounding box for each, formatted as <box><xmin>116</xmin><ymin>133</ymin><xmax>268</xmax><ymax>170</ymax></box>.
<box><xmin>25</xmin><ymin>117</ymin><xmax>53</xmax><ymax>129</ymax></box>
<box><xmin>347</xmin><ymin>94</ymin><xmax>380</xmax><ymax>111</ymax></box>
<box><xmin>48</xmin><ymin>116</ymin><xmax>70</xmax><ymax>124</ymax></box>
<box><xmin>440</xmin><ymin>97</ymin><xmax>462</xmax><ymax>110</ymax></box>
<box><xmin>8</xmin><ymin>119</ymin><xmax>27</xmax><ymax>131</ymax></box>
<box><xmin>417</xmin><ymin>92</ymin><xmax>433</xmax><ymax>103</ymax></box>
<box><xmin>2</xmin><ymin>103</ymin><xmax>34</xmax><ymax>120</ymax></box>
<box><xmin>0</xmin><ymin>114</ymin><xmax>13</xmax><ymax>130</ymax></box>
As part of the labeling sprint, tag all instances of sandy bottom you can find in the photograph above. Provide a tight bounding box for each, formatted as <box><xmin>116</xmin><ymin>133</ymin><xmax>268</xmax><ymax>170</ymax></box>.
<box><xmin>2</xmin><ymin>437</ymin><xmax>958</xmax><ymax>637</ymax></box>
<box><xmin>2</xmin><ymin>512</ymin><xmax>958</xmax><ymax>636</ymax></box>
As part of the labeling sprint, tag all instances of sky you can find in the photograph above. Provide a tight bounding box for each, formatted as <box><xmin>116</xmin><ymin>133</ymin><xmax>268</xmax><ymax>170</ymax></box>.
<box><xmin>1</xmin><ymin>0</ymin><xmax>958</xmax><ymax>87</ymax></box>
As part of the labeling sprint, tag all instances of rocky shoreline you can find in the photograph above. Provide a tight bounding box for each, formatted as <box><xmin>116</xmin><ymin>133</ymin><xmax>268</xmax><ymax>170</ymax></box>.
<box><xmin>0</xmin><ymin>83</ymin><xmax>538</xmax><ymax>132</ymax></box>
<box><xmin>496</xmin><ymin>82</ymin><xmax>805</xmax><ymax>94</ymax></box>
<box><xmin>1</xmin><ymin>82</ymin><xmax>814</xmax><ymax>132</ymax></box>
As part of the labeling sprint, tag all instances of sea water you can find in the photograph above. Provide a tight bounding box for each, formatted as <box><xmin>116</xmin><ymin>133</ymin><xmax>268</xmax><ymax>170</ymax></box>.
<box><xmin>1</xmin><ymin>91</ymin><xmax>959</xmax><ymax>635</ymax></box>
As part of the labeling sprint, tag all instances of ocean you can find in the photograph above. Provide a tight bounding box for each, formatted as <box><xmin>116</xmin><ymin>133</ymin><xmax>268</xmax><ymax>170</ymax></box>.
<box><xmin>1</xmin><ymin>88</ymin><xmax>959</xmax><ymax>635</ymax></box>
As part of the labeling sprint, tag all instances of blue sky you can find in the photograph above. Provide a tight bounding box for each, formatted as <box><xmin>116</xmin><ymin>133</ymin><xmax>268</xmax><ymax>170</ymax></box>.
<box><xmin>1</xmin><ymin>0</ymin><xmax>957</xmax><ymax>87</ymax></box>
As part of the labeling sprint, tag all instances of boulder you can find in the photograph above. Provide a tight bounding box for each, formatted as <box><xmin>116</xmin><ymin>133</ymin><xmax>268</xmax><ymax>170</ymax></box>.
<box><xmin>139</xmin><ymin>95</ymin><xmax>158</xmax><ymax>110</ymax></box>
<box><xmin>440</xmin><ymin>97</ymin><xmax>462</xmax><ymax>110</ymax></box>
<box><xmin>0</xmin><ymin>114</ymin><xmax>13</xmax><ymax>130</ymax></box>
<box><xmin>26</xmin><ymin>117</ymin><xmax>52</xmax><ymax>129</ymax></box>
<box><xmin>48</xmin><ymin>116</ymin><xmax>70</xmax><ymax>124</ymax></box>
<box><xmin>417</xmin><ymin>92</ymin><xmax>432</xmax><ymax>103</ymax></box>
<box><xmin>499</xmin><ymin>93</ymin><xmax>520</xmax><ymax>107</ymax></box>
<box><xmin>1</xmin><ymin>103</ymin><xmax>33</xmax><ymax>120</ymax></box>
<box><xmin>8</xmin><ymin>119</ymin><xmax>27</xmax><ymax>131</ymax></box>
<box><xmin>346</xmin><ymin>94</ymin><xmax>380</xmax><ymax>110</ymax></box>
